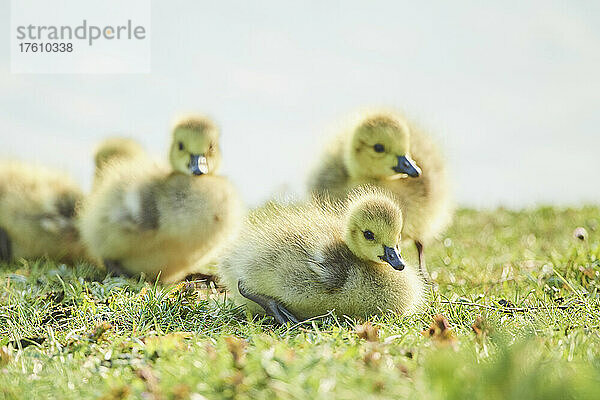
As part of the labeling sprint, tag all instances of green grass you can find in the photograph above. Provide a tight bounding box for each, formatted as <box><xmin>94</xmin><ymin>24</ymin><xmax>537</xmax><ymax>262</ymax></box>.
<box><xmin>1</xmin><ymin>206</ymin><xmax>600</xmax><ymax>399</ymax></box>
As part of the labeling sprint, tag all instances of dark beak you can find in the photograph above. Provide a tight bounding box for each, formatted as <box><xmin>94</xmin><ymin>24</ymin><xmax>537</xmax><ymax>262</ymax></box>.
<box><xmin>188</xmin><ymin>154</ymin><xmax>208</xmax><ymax>176</ymax></box>
<box><xmin>379</xmin><ymin>245</ymin><xmax>405</xmax><ymax>271</ymax></box>
<box><xmin>392</xmin><ymin>155</ymin><xmax>421</xmax><ymax>177</ymax></box>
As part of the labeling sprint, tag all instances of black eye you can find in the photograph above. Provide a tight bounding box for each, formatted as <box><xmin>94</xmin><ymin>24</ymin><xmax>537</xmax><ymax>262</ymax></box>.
<box><xmin>363</xmin><ymin>230</ymin><xmax>375</xmax><ymax>241</ymax></box>
<box><xmin>373</xmin><ymin>144</ymin><xmax>385</xmax><ymax>153</ymax></box>
<box><xmin>178</xmin><ymin>142</ymin><xmax>184</xmax><ymax>151</ymax></box>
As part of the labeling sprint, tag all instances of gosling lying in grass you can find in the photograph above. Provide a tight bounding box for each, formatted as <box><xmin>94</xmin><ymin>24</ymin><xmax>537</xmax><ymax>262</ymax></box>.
<box><xmin>79</xmin><ymin>116</ymin><xmax>243</xmax><ymax>282</ymax></box>
<box><xmin>308</xmin><ymin>110</ymin><xmax>453</xmax><ymax>280</ymax></box>
<box><xmin>0</xmin><ymin>161</ymin><xmax>85</xmax><ymax>263</ymax></box>
<box><xmin>218</xmin><ymin>187</ymin><xmax>425</xmax><ymax>324</ymax></box>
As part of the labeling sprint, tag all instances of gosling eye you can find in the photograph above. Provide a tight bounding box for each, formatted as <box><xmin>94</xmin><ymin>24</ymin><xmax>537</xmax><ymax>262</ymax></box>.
<box><xmin>363</xmin><ymin>230</ymin><xmax>375</xmax><ymax>241</ymax></box>
<box><xmin>373</xmin><ymin>143</ymin><xmax>385</xmax><ymax>153</ymax></box>
<box><xmin>178</xmin><ymin>141</ymin><xmax>184</xmax><ymax>151</ymax></box>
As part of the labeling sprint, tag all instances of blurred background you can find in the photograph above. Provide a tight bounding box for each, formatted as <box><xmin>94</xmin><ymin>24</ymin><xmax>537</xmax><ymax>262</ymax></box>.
<box><xmin>1</xmin><ymin>1</ymin><xmax>599</xmax><ymax>208</ymax></box>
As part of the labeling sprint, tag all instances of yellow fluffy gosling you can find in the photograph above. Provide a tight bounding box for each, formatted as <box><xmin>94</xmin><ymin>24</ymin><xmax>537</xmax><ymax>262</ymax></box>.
<box><xmin>218</xmin><ymin>187</ymin><xmax>425</xmax><ymax>324</ymax></box>
<box><xmin>308</xmin><ymin>110</ymin><xmax>453</xmax><ymax>280</ymax></box>
<box><xmin>79</xmin><ymin>116</ymin><xmax>242</xmax><ymax>281</ymax></box>
<box><xmin>0</xmin><ymin>161</ymin><xmax>85</xmax><ymax>263</ymax></box>
<box><xmin>92</xmin><ymin>137</ymin><xmax>145</xmax><ymax>189</ymax></box>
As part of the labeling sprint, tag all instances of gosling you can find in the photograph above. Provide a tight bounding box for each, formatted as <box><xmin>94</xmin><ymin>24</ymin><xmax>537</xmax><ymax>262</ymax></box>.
<box><xmin>0</xmin><ymin>161</ymin><xmax>85</xmax><ymax>263</ymax></box>
<box><xmin>92</xmin><ymin>137</ymin><xmax>145</xmax><ymax>189</ymax></box>
<box><xmin>218</xmin><ymin>187</ymin><xmax>425</xmax><ymax>324</ymax></box>
<box><xmin>79</xmin><ymin>116</ymin><xmax>243</xmax><ymax>282</ymax></box>
<box><xmin>308</xmin><ymin>110</ymin><xmax>453</xmax><ymax>280</ymax></box>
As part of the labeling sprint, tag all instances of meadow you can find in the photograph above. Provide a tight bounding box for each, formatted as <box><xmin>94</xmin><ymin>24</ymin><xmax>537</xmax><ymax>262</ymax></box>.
<box><xmin>1</xmin><ymin>206</ymin><xmax>599</xmax><ymax>399</ymax></box>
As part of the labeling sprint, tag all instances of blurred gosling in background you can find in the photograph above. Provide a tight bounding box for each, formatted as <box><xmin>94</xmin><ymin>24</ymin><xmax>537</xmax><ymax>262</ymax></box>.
<box><xmin>92</xmin><ymin>137</ymin><xmax>145</xmax><ymax>190</ymax></box>
<box><xmin>79</xmin><ymin>115</ymin><xmax>242</xmax><ymax>282</ymax></box>
<box><xmin>0</xmin><ymin>161</ymin><xmax>86</xmax><ymax>263</ymax></box>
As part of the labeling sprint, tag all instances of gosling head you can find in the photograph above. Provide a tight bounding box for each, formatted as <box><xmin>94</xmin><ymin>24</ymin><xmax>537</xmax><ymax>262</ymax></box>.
<box><xmin>169</xmin><ymin>116</ymin><xmax>221</xmax><ymax>176</ymax></box>
<box><xmin>346</xmin><ymin>113</ymin><xmax>421</xmax><ymax>180</ymax></box>
<box><xmin>344</xmin><ymin>191</ymin><xmax>405</xmax><ymax>270</ymax></box>
<box><xmin>94</xmin><ymin>137</ymin><xmax>144</xmax><ymax>175</ymax></box>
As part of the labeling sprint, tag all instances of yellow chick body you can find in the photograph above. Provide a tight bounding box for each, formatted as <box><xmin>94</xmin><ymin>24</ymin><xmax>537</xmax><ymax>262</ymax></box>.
<box><xmin>309</xmin><ymin>110</ymin><xmax>453</xmax><ymax>279</ymax></box>
<box><xmin>218</xmin><ymin>187</ymin><xmax>425</xmax><ymax>323</ymax></box>
<box><xmin>79</xmin><ymin>116</ymin><xmax>242</xmax><ymax>281</ymax></box>
<box><xmin>0</xmin><ymin>161</ymin><xmax>85</xmax><ymax>263</ymax></box>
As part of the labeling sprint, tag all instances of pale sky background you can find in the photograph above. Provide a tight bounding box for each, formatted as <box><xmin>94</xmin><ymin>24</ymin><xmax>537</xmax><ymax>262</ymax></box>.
<box><xmin>1</xmin><ymin>1</ymin><xmax>599</xmax><ymax>208</ymax></box>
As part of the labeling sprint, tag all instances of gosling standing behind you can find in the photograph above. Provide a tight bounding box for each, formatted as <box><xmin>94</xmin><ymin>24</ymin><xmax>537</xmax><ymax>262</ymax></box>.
<box><xmin>79</xmin><ymin>116</ymin><xmax>243</xmax><ymax>282</ymax></box>
<box><xmin>92</xmin><ymin>137</ymin><xmax>145</xmax><ymax>189</ymax></box>
<box><xmin>308</xmin><ymin>110</ymin><xmax>453</xmax><ymax>280</ymax></box>
<box><xmin>0</xmin><ymin>161</ymin><xmax>85</xmax><ymax>263</ymax></box>
<box><xmin>218</xmin><ymin>186</ymin><xmax>425</xmax><ymax>324</ymax></box>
